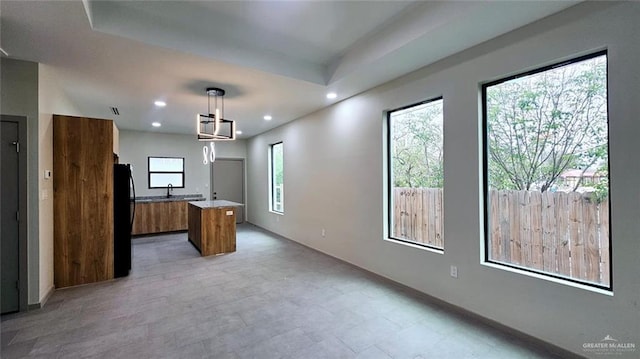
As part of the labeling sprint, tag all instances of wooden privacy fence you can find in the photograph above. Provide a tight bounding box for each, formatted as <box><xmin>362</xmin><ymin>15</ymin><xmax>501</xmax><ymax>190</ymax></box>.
<box><xmin>489</xmin><ymin>190</ymin><xmax>609</xmax><ymax>286</ymax></box>
<box><xmin>392</xmin><ymin>188</ymin><xmax>444</xmax><ymax>248</ymax></box>
<box><xmin>392</xmin><ymin>188</ymin><xmax>610</xmax><ymax>286</ymax></box>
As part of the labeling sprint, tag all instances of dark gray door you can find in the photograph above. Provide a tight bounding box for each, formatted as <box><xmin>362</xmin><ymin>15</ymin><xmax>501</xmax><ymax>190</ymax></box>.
<box><xmin>1</xmin><ymin>120</ymin><xmax>20</xmax><ymax>313</ymax></box>
<box><xmin>211</xmin><ymin>159</ymin><xmax>244</xmax><ymax>223</ymax></box>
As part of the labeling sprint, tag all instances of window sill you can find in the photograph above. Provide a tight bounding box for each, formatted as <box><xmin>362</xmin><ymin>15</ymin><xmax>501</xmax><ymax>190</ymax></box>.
<box><xmin>384</xmin><ymin>237</ymin><xmax>444</xmax><ymax>255</ymax></box>
<box><xmin>481</xmin><ymin>261</ymin><xmax>613</xmax><ymax>296</ymax></box>
<box><xmin>269</xmin><ymin>210</ymin><xmax>284</xmax><ymax>216</ymax></box>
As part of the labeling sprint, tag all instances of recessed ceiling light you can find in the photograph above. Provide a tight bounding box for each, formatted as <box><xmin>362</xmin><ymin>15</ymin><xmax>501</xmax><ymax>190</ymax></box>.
<box><xmin>154</xmin><ymin>100</ymin><xmax>166</xmax><ymax>107</ymax></box>
<box><xmin>264</xmin><ymin>115</ymin><xmax>272</xmax><ymax>121</ymax></box>
<box><xmin>236</xmin><ymin>130</ymin><xmax>243</xmax><ymax>135</ymax></box>
<box><xmin>326</xmin><ymin>92</ymin><xmax>337</xmax><ymax>99</ymax></box>
<box><xmin>152</xmin><ymin>122</ymin><xmax>162</xmax><ymax>127</ymax></box>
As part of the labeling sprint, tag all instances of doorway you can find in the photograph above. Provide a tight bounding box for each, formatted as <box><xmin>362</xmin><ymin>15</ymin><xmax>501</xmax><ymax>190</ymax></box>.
<box><xmin>211</xmin><ymin>159</ymin><xmax>245</xmax><ymax>223</ymax></box>
<box><xmin>1</xmin><ymin>115</ymin><xmax>28</xmax><ymax>314</ymax></box>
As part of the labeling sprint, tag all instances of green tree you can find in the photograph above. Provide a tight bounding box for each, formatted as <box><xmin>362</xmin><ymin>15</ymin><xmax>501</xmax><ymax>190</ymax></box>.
<box><xmin>271</xmin><ymin>143</ymin><xmax>284</xmax><ymax>211</ymax></box>
<box><xmin>273</xmin><ymin>143</ymin><xmax>283</xmax><ymax>185</ymax></box>
<box><xmin>391</xmin><ymin>100</ymin><xmax>443</xmax><ymax>188</ymax></box>
<box><xmin>486</xmin><ymin>55</ymin><xmax>608</xmax><ymax>192</ymax></box>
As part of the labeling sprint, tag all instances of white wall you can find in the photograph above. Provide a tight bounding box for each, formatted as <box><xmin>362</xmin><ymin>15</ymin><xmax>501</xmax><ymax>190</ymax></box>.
<box><xmin>1</xmin><ymin>60</ymin><xmax>85</xmax><ymax>305</ymax></box>
<box><xmin>247</xmin><ymin>3</ymin><xmax>640</xmax><ymax>357</ymax></box>
<box><xmin>119</xmin><ymin>130</ymin><xmax>247</xmax><ymax>199</ymax></box>
<box><xmin>37</xmin><ymin>64</ymin><xmax>83</xmax><ymax>303</ymax></box>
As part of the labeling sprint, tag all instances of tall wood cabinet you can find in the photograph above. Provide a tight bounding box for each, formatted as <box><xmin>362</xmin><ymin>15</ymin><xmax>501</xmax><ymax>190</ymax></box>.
<box><xmin>53</xmin><ymin>115</ymin><xmax>114</xmax><ymax>288</ymax></box>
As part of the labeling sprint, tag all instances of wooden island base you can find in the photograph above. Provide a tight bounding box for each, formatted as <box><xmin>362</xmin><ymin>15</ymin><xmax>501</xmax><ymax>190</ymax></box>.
<box><xmin>187</xmin><ymin>200</ymin><xmax>243</xmax><ymax>256</ymax></box>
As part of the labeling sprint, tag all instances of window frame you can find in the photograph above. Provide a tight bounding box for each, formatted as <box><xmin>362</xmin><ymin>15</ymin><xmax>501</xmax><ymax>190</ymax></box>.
<box><xmin>386</xmin><ymin>96</ymin><xmax>445</xmax><ymax>251</ymax></box>
<box><xmin>147</xmin><ymin>156</ymin><xmax>185</xmax><ymax>189</ymax></box>
<box><xmin>269</xmin><ymin>142</ymin><xmax>284</xmax><ymax>214</ymax></box>
<box><xmin>481</xmin><ymin>50</ymin><xmax>612</xmax><ymax>290</ymax></box>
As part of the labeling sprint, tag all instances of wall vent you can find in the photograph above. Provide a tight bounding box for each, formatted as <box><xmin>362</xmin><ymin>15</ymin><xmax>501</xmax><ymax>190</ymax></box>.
<box><xmin>110</xmin><ymin>107</ymin><xmax>120</xmax><ymax>116</ymax></box>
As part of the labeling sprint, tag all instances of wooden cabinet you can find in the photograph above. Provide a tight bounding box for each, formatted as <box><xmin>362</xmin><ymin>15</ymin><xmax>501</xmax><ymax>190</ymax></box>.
<box><xmin>112</xmin><ymin>122</ymin><xmax>119</xmax><ymax>155</ymax></box>
<box><xmin>53</xmin><ymin>115</ymin><xmax>114</xmax><ymax>288</ymax></box>
<box><xmin>132</xmin><ymin>200</ymin><xmax>188</xmax><ymax>235</ymax></box>
<box><xmin>188</xmin><ymin>201</ymin><xmax>239</xmax><ymax>256</ymax></box>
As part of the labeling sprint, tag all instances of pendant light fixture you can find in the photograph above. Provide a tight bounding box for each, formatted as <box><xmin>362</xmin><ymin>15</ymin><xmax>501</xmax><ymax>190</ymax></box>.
<box><xmin>196</xmin><ymin>87</ymin><xmax>236</xmax><ymax>141</ymax></box>
<box><xmin>202</xmin><ymin>142</ymin><xmax>216</xmax><ymax>165</ymax></box>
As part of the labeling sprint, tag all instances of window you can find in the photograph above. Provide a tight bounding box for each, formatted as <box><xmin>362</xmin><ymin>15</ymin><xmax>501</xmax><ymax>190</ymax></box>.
<box><xmin>388</xmin><ymin>98</ymin><xmax>444</xmax><ymax>249</ymax></box>
<box><xmin>269</xmin><ymin>142</ymin><xmax>284</xmax><ymax>213</ymax></box>
<box><xmin>483</xmin><ymin>51</ymin><xmax>610</xmax><ymax>288</ymax></box>
<box><xmin>148</xmin><ymin>157</ymin><xmax>185</xmax><ymax>188</ymax></box>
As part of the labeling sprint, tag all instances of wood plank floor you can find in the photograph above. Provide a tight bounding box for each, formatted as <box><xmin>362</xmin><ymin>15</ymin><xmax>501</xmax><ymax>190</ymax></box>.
<box><xmin>1</xmin><ymin>224</ymin><xmax>563</xmax><ymax>358</ymax></box>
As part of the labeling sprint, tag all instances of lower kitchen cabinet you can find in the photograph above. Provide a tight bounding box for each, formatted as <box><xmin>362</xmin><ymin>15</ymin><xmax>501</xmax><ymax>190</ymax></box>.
<box><xmin>132</xmin><ymin>200</ymin><xmax>188</xmax><ymax>235</ymax></box>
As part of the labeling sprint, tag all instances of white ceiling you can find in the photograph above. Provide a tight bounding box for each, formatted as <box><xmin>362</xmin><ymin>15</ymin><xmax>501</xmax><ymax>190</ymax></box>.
<box><xmin>1</xmin><ymin>0</ymin><xmax>579</xmax><ymax>138</ymax></box>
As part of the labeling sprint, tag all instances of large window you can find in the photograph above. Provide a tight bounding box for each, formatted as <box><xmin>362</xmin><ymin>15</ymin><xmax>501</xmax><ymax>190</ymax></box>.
<box><xmin>483</xmin><ymin>51</ymin><xmax>610</xmax><ymax>288</ymax></box>
<box><xmin>388</xmin><ymin>98</ymin><xmax>444</xmax><ymax>249</ymax></box>
<box><xmin>148</xmin><ymin>157</ymin><xmax>184</xmax><ymax>188</ymax></box>
<box><xmin>269</xmin><ymin>142</ymin><xmax>284</xmax><ymax>213</ymax></box>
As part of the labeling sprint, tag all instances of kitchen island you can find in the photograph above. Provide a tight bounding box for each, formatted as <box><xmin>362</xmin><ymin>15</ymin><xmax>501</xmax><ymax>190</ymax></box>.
<box><xmin>187</xmin><ymin>200</ymin><xmax>243</xmax><ymax>256</ymax></box>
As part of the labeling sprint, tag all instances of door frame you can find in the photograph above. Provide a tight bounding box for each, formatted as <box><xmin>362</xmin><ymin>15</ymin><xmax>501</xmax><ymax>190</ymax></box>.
<box><xmin>1</xmin><ymin>115</ymin><xmax>29</xmax><ymax>312</ymax></box>
<box><xmin>210</xmin><ymin>158</ymin><xmax>246</xmax><ymax>222</ymax></box>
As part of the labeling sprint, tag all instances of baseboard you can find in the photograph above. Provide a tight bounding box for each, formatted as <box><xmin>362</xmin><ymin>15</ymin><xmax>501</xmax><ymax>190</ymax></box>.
<box><xmin>132</xmin><ymin>229</ymin><xmax>188</xmax><ymax>238</ymax></box>
<box><xmin>245</xmin><ymin>222</ymin><xmax>584</xmax><ymax>359</ymax></box>
<box><xmin>28</xmin><ymin>285</ymin><xmax>55</xmax><ymax>310</ymax></box>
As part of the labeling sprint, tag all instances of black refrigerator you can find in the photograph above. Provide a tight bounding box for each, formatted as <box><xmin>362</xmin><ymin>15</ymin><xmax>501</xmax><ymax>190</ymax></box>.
<box><xmin>114</xmin><ymin>164</ymin><xmax>135</xmax><ymax>278</ymax></box>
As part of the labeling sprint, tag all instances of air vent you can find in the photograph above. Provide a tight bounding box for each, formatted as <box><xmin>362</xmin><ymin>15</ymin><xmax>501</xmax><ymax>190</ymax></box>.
<box><xmin>110</xmin><ymin>107</ymin><xmax>120</xmax><ymax>116</ymax></box>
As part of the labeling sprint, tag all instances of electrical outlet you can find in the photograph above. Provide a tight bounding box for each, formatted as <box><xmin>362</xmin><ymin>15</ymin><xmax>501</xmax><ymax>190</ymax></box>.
<box><xmin>321</xmin><ymin>228</ymin><xmax>326</xmax><ymax>237</ymax></box>
<box><xmin>450</xmin><ymin>265</ymin><xmax>458</xmax><ymax>278</ymax></box>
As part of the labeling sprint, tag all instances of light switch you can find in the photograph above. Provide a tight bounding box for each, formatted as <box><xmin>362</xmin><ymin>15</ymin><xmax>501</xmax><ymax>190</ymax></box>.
<box><xmin>44</xmin><ymin>170</ymin><xmax>52</xmax><ymax>179</ymax></box>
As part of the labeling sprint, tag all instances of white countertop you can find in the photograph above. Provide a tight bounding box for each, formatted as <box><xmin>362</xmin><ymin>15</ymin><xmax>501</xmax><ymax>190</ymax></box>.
<box><xmin>188</xmin><ymin>200</ymin><xmax>244</xmax><ymax>209</ymax></box>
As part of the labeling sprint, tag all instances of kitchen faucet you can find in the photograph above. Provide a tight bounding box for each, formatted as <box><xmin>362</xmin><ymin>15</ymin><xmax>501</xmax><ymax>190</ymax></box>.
<box><xmin>167</xmin><ymin>183</ymin><xmax>173</xmax><ymax>198</ymax></box>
